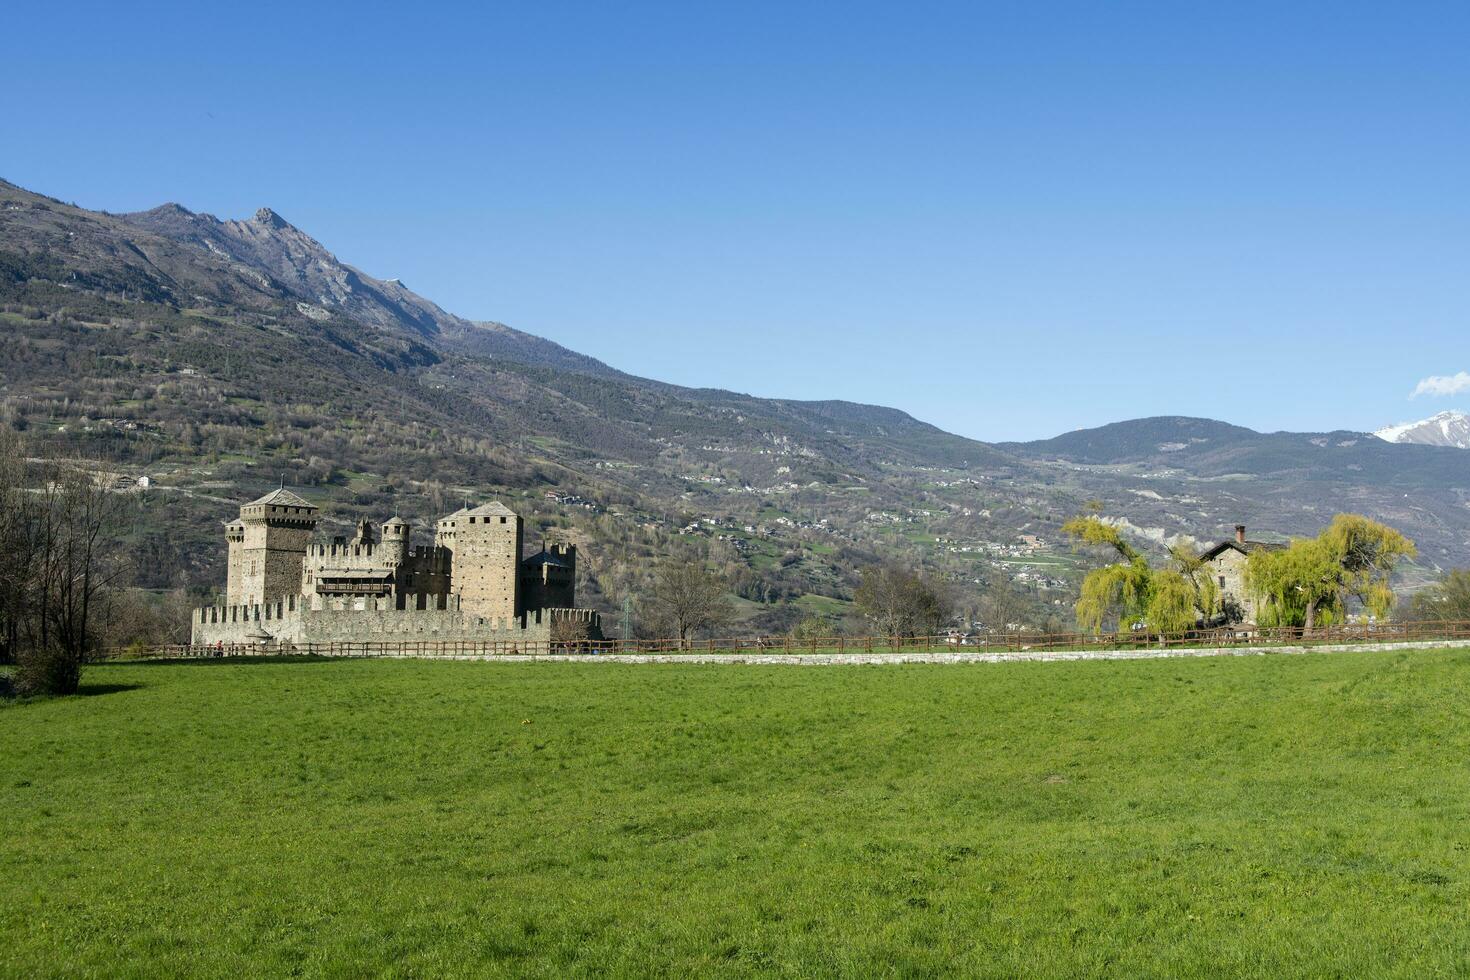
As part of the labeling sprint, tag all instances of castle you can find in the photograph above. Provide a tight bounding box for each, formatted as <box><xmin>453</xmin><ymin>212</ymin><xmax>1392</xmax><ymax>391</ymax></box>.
<box><xmin>192</xmin><ymin>489</ymin><xmax>601</xmax><ymax>646</ymax></box>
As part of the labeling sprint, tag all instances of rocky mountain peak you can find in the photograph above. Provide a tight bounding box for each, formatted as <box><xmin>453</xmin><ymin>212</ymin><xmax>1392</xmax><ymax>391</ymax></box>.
<box><xmin>252</xmin><ymin>207</ymin><xmax>290</xmax><ymax>230</ymax></box>
<box><xmin>1375</xmin><ymin>410</ymin><xmax>1470</xmax><ymax>450</ymax></box>
<box><xmin>148</xmin><ymin>202</ymin><xmax>195</xmax><ymax>217</ymax></box>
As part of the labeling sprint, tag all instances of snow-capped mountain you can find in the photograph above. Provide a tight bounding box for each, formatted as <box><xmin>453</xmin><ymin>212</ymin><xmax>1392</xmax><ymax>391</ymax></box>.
<box><xmin>1374</xmin><ymin>410</ymin><xmax>1470</xmax><ymax>449</ymax></box>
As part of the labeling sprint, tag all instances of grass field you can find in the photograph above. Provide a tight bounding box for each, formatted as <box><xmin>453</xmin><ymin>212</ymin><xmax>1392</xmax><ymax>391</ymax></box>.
<box><xmin>4</xmin><ymin>650</ymin><xmax>1470</xmax><ymax>977</ymax></box>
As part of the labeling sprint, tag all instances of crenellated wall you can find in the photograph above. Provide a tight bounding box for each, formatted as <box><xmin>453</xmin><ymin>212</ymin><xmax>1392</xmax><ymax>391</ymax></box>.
<box><xmin>191</xmin><ymin>595</ymin><xmax>602</xmax><ymax>646</ymax></box>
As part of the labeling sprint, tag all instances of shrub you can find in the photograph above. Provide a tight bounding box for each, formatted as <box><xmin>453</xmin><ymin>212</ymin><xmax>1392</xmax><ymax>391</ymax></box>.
<box><xmin>789</xmin><ymin>616</ymin><xmax>831</xmax><ymax>642</ymax></box>
<box><xmin>13</xmin><ymin>645</ymin><xmax>83</xmax><ymax>697</ymax></box>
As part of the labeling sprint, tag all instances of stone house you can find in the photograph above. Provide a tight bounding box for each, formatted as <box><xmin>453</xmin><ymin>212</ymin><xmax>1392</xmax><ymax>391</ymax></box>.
<box><xmin>1197</xmin><ymin>524</ymin><xmax>1285</xmax><ymax>625</ymax></box>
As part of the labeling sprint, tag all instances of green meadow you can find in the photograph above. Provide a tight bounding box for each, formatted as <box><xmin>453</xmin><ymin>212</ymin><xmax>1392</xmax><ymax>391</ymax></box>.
<box><xmin>4</xmin><ymin>650</ymin><xmax>1470</xmax><ymax>977</ymax></box>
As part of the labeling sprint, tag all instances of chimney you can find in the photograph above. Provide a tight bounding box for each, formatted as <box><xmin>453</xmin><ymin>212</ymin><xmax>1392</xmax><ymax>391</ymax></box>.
<box><xmin>1235</xmin><ymin>524</ymin><xmax>1246</xmax><ymax>544</ymax></box>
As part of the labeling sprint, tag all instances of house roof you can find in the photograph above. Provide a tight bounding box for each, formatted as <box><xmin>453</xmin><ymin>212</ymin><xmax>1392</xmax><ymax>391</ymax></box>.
<box><xmin>523</xmin><ymin>551</ymin><xmax>569</xmax><ymax>568</ymax></box>
<box><xmin>463</xmin><ymin>501</ymin><xmax>518</xmax><ymax>519</ymax></box>
<box><xmin>1199</xmin><ymin>539</ymin><xmax>1286</xmax><ymax>562</ymax></box>
<box><xmin>247</xmin><ymin>488</ymin><xmax>315</xmax><ymax>509</ymax></box>
<box><xmin>435</xmin><ymin>501</ymin><xmax>518</xmax><ymax>525</ymax></box>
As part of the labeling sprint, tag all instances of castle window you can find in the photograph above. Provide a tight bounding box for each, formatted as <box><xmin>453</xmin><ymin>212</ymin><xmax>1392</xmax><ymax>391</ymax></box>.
<box><xmin>500</xmin><ymin>516</ymin><xmax>507</xmax><ymax>524</ymax></box>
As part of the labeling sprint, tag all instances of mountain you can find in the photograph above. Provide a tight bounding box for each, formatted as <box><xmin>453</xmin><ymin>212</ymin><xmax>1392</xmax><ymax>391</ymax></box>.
<box><xmin>1004</xmin><ymin>416</ymin><xmax>1470</xmax><ymax>578</ymax></box>
<box><xmin>1375</xmin><ymin>411</ymin><xmax>1470</xmax><ymax>450</ymax></box>
<box><xmin>1005</xmin><ymin>417</ymin><xmax>1258</xmax><ymax>465</ymax></box>
<box><xmin>117</xmin><ymin>198</ymin><xmax>632</xmax><ymax>379</ymax></box>
<box><xmin>1006</xmin><ymin>415</ymin><xmax>1469</xmax><ymax>488</ymax></box>
<box><xmin>120</xmin><ymin>202</ymin><xmax>464</xmax><ymax>340</ymax></box>
<box><xmin>3</xmin><ymin>178</ymin><xmax>1467</xmax><ymax>627</ymax></box>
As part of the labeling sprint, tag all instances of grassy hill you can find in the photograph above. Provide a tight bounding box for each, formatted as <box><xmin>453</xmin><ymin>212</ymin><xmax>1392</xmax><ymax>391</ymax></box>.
<box><xmin>4</xmin><ymin>651</ymin><xmax>1470</xmax><ymax>975</ymax></box>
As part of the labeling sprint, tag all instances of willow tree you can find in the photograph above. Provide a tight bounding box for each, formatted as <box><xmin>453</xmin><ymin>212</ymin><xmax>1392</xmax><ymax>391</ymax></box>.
<box><xmin>1247</xmin><ymin>514</ymin><xmax>1415</xmax><ymax>633</ymax></box>
<box><xmin>1064</xmin><ymin>516</ymin><xmax>1205</xmax><ymax>635</ymax></box>
<box><xmin>1408</xmin><ymin>569</ymin><xmax>1470</xmax><ymax>624</ymax></box>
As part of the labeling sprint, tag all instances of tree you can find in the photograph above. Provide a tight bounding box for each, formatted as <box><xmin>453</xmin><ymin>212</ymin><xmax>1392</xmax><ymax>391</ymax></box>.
<box><xmin>0</xmin><ymin>431</ymin><xmax>123</xmax><ymax>694</ymax></box>
<box><xmin>1406</xmin><ymin>569</ymin><xmax>1470</xmax><ymax>624</ymax></box>
<box><xmin>1064</xmin><ymin>515</ymin><xmax>1210</xmax><ymax>634</ymax></box>
<box><xmin>854</xmin><ymin>566</ymin><xmax>953</xmax><ymax>637</ymax></box>
<box><xmin>977</xmin><ymin>577</ymin><xmax>1027</xmax><ymax>634</ymax></box>
<box><xmin>1247</xmin><ymin>514</ymin><xmax>1415</xmax><ymax>633</ymax></box>
<box><xmin>0</xmin><ymin>432</ymin><xmax>28</xmax><ymax>665</ymax></box>
<box><xmin>789</xmin><ymin>616</ymin><xmax>831</xmax><ymax>642</ymax></box>
<box><xmin>645</xmin><ymin>562</ymin><xmax>733</xmax><ymax>648</ymax></box>
<box><xmin>549</xmin><ymin>613</ymin><xmax>596</xmax><ymax>650</ymax></box>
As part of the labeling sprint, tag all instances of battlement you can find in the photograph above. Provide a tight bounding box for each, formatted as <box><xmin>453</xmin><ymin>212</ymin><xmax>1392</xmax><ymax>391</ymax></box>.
<box><xmin>310</xmin><ymin>541</ymin><xmax>383</xmax><ymax>558</ymax></box>
<box><xmin>189</xmin><ymin>592</ymin><xmax>605</xmax><ymax>646</ymax></box>
<box><xmin>539</xmin><ymin>607</ymin><xmax>599</xmax><ymax>626</ymax></box>
<box><xmin>196</xmin><ymin>591</ymin><xmax>467</xmax><ymax>624</ymax></box>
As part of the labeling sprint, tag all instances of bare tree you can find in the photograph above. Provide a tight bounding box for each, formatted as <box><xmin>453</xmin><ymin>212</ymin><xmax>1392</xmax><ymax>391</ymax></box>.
<box><xmin>0</xmin><ymin>431</ymin><xmax>28</xmax><ymax>664</ymax></box>
<box><xmin>1</xmin><ymin>433</ymin><xmax>124</xmax><ymax>694</ymax></box>
<box><xmin>855</xmin><ymin>566</ymin><xmax>954</xmax><ymax>637</ymax></box>
<box><xmin>646</xmin><ymin>562</ymin><xmax>732</xmax><ymax>648</ymax></box>
<box><xmin>979</xmin><ymin>577</ymin><xmax>1027</xmax><ymax>634</ymax></box>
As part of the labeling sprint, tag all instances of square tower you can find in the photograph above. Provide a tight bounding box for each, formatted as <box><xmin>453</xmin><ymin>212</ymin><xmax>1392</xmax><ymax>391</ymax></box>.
<box><xmin>520</xmin><ymin>542</ymin><xmax>577</xmax><ymax>611</ymax></box>
<box><xmin>228</xmin><ymin>488</ymin><xmax>319</xmax><ymax>605</ymax></box>
<box><xmin>440</xmin><ymin>501</ymin><xmax>522</xmax><ymax>621</ymax></box>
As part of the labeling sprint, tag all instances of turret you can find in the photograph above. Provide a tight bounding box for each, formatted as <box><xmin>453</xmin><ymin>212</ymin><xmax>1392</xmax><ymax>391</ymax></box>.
<box><xmin>350</xmin><ymin>517</ymin><xmax>377</xmax><ymax>549</ymax></box>
<box><xmin>381</xmin><ymin>516</ymin><xmax>410</xmax><ymax>565</ymax></box>
<box><xmin>224</xmin><ymin>519</ymin><xmax>246</xmax><ymax>604</ymax></box>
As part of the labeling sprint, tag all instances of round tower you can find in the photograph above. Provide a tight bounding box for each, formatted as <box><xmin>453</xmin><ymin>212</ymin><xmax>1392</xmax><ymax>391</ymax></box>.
<box><xmin>224</xmin><ymin>519</ymin><xmax>247</xmax><ymax>605</ymax></box>
<box><xmin>381</xmin><ymin>516</ymin><xmax>411</xmax><ymax>565</ymax></box>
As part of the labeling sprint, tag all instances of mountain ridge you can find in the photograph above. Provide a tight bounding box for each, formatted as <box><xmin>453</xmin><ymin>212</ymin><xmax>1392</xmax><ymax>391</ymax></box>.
<box><xmin>3</xmin><ymin>178</ymin><xmax>1468</xmax><ymax>621</ymax></box>
<box><xmin>1375</xmin><ymin>410</ymin><xmax>1470</xmax><ymax>450</ymax></box>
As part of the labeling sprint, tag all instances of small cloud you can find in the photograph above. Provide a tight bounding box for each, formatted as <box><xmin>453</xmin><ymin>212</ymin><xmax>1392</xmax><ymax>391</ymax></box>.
<box><xmin>1411</xmin><ymin>371</ymin><xmax>1470</xmax><ymax>398</ymax></box>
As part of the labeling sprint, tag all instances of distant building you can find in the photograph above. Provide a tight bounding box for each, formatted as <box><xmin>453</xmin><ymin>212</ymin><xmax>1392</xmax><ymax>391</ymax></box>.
<box><xmin>1197</xmin><ymin>524</ymin><xmax>1285</xmax><ymax>625</ymax></box>
<box><xmin>194</xmin><ymin>490</ymin><xmax>599</xmax><ymax>646</ymax></box>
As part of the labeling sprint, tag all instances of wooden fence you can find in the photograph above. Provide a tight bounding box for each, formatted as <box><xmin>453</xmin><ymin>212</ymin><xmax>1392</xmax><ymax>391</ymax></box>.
<box><xmin>122</xmin><ymin>619</ymin><xmax>1470</xmax><ymax>661</ymax></box>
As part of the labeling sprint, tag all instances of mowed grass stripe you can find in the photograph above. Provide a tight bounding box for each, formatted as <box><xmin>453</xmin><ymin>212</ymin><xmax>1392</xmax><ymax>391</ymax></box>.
<box><xmin>3</xmin><ymin>651</ymin><xmax>1469</xmax><ymax>977</ymax></box>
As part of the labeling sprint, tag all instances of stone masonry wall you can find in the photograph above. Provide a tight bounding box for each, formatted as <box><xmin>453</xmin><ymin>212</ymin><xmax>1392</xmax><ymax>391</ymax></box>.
<box><xmin>189</xmin><ymin>596</ymin><xmax>587</xmax><ymax>646</ymax></box>
<box><xmin>1209</xmin><ymin>548</ymin><xmax>1265</xmax><ymax>623</ymax></box>
<box><xmin>451</xmin><ymin>514</ymin><xmax>521</xmax><ymax>620</ymax></box>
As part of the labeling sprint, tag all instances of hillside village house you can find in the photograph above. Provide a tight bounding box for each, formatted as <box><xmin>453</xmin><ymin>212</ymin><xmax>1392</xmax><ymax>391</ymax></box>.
<box><xmin>1198</xmin><ymin>524</ymin><xmax>1284</xmax><ymax>625</ymax></box>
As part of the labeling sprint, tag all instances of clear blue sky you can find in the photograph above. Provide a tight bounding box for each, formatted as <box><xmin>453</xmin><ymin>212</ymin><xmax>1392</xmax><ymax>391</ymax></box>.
<box><xmin>5</xmin><ymin>1</ymin><xmax>1467</xmax><ymax>440</ymax></box>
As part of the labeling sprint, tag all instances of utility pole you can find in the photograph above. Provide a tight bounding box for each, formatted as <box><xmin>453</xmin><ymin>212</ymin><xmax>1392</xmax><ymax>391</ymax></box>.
<box><xmin>620</xmin><ymin>596</ymin><xmax>633</xmax><ymax>641</ymax></box>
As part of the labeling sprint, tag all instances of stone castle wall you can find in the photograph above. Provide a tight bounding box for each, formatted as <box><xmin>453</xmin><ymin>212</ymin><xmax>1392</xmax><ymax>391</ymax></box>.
<box><xmin>191</xmin><ymin>594</ymin><xmax>600</xmax><ymax>646</ymax></box>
